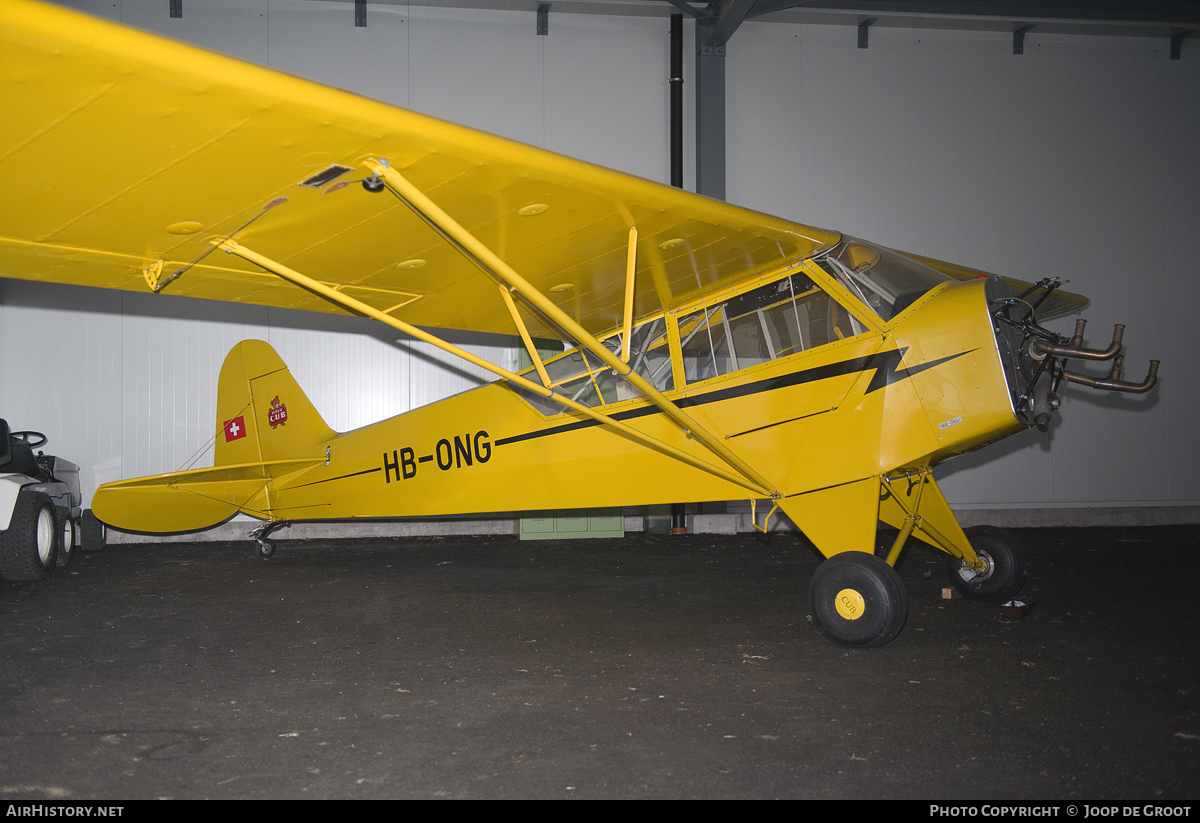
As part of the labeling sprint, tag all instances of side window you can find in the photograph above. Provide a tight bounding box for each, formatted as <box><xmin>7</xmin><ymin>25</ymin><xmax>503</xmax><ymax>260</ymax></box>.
<box><xmin>679</xmin><ymin>274</ymin><xmax>861</xmax><ymax>384</ymax></box>
<box><xmin>512</xmin><ymin>316</ymin><xmax>675</xmax><ymax>416</ymax></box>
<box><xmin>604</xmin><ymin>317</ymin><xmax>675</xmax><ymax>401</ymax></box>
<box><xmin>515</xmin><ymin>348</ymin><xmax>615</xmax><ymax>416</ymax></box>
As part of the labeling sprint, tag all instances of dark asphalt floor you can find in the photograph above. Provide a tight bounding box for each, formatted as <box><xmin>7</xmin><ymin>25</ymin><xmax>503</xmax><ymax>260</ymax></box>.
<box><xmin>1</xmin><ymin>526</ymin><xmax>1198</xmax><ymax>800</ymax></box>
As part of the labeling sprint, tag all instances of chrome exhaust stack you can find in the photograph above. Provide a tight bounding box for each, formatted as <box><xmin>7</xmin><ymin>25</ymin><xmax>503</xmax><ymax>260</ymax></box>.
<box><xmin>1029</xmin><ymin>319</ymin><xmax>1123</xmax><ymax>362</ymax></box>
<box><xmin>1062</xmin><ymin>355</ymin><xmax>1160</xmax><ymax>394</ymax></box>
<box><xmin>988</xmin><ymin>278</ymin><xmax>1160</xmax><ymax>432</ymax></box>
<box><xmin>1029</xmin><ymin>318</ymin><xmax>1159</xmax><ymax>394</ymax></box>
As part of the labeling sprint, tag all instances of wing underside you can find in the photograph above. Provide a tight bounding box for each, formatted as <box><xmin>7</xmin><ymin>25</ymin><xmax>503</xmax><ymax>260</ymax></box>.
<box><xmin>1</xmin><ymin>0</ymin><xmax>837</xmax><ymax>340</ymax></box>
<box><xmin>902</xmin><ymin>252</ymin><xmax>1089</xmax><ymax>322</ymax></box>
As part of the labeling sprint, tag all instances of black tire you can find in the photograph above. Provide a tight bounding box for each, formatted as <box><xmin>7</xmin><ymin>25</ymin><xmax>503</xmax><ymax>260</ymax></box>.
<box><xmin>255</xmin><ymin>538</ymin><xmax>275</xmax><ymax>559</ymax></box>
<box><xmin>809</xmin><ymin>552</ymin><xmax>907</xmax><ymax>649</ymax></box>
<box><xmin>0</xmin><ymin>490</ymin><xmax>59</xmax><ymax>581</ymax></box>
<box><xmin>81</xmin><ymin>509</ymin><xmax>105</xmax><ymax>552</ymax></box>
<box><xmin>947</xmin><ymin>525</ymin><xmax>1027</xmax><ymax>603</ymax></box>
<box><xmin>55</xmin><ymin>510</ymin><xmax>75</xmax><ymax>569</ymax></box>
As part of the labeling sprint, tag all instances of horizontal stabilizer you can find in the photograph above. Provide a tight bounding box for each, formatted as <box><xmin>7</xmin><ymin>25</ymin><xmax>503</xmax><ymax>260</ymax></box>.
<box><xmin>92</xmin><ymin>458</ymin><xmax>323</xmax><ymax>533</ymax></box>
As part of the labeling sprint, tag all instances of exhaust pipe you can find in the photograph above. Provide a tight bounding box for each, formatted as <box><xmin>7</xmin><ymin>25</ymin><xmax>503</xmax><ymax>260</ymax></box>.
<box><xmin>1030</xmin><ymin>319</ymin><xmax>1122</xmax><ymax>361</ymax></box>
<box><xmin>1063</xmin><ymin>356</ymin><xmax>1159</xmax><ymax>394</ymax></box>
<box><xmin>1027</xmin><ymin>318</ymin><xmax>1159</xmax><ymax>394</ymax></box>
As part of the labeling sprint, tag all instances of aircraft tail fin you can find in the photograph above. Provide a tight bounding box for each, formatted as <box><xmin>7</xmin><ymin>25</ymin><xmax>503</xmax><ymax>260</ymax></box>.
<box><xmin>215</xmin><ymin>339</ymin><xmax>336</xmax><ymax>467</ymax></box>
<box><xmin>91</xmin><ymin>341</ymin><xmax>334</xmax><ymax>534</ymax></box>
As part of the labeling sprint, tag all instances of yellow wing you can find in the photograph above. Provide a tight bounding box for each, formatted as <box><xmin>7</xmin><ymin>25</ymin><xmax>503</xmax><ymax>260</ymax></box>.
<box><xmin>0</xmin><ymin>0</ymin><xmax>837</xmax><ymax>339</ymax></box>
<box><xmin>900</xmin><ymin>251</ymin><xmax>1089</xmax><ymax>322</ymax></box>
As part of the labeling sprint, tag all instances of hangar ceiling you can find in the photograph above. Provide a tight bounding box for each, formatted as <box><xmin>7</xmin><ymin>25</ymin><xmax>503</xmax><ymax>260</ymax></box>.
<box><xmin>69</xmin><ymin>0</ymin><xmax>1200</xmax><ymax>197</ymax></box>
<box><xmin>374</xmin><ymin>0</ymin><xmax>1200</xmax><ymax>38</ymax></box>
<box><xmin>162</xmin><ymin>0</ymin><xmax>1200</xmax><ymax>198</ymax></box>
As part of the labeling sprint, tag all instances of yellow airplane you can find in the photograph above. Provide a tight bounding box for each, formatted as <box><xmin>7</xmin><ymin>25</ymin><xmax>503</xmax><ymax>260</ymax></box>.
<box><xmin>1</xmin><ymin>1</ymin><xmax>1158</xmax><ymax>647</ymax></box>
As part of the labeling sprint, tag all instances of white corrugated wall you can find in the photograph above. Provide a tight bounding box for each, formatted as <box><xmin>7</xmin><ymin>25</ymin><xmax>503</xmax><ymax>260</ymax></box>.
<box><xmin>2</xmin><ymin>0</ymin><xmax>1197</xmax><ymax>523</ymax></box>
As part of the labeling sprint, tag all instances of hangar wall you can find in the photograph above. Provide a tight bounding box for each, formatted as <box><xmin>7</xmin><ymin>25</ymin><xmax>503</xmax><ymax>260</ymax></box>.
<box><xmin>2</xmin><ymin>0</ymin><xmax>1197</xmax><ymax>528</ymax></box>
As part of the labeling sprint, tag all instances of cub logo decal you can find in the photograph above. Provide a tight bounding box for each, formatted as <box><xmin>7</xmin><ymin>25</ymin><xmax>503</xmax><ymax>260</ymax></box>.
<box><xmin>268</xmin><ymin>395</ymin><xmax>288</xmax><ymax>428</ymax></box>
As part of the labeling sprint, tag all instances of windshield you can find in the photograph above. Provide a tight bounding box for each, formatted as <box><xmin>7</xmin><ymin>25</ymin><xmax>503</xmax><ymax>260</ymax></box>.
<box><xmin>816</xmin><ymin>237</ymin><xmax>952</xmax><ymax>322</ymax></box>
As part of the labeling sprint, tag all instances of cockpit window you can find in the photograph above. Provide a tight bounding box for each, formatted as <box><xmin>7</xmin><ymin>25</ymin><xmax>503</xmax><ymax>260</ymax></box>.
<box><xmin>510</xmin><ymin>241</ymin><xmax>946</xmax><ymax>413</ymax></box>
<box><xmin>816</xmin><ymin>237</ymin><xmax>952</xmax><ymax>322</ymax></box>
<box><xmin>679</xmin><ymin>272</ymin><xmax>862</xmax><ymax>384</ymax></box>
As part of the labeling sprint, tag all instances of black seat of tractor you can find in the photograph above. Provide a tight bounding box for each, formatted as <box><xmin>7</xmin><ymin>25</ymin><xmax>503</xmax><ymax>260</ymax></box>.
<box><xmin>5</xmin><ymin>439</ymin><xmax>50</xmax><ymax>482</ymax></box>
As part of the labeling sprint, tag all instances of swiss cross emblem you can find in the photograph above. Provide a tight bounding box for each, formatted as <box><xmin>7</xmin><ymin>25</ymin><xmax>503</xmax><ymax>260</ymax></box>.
<box><xmin>224</xmin><ymin>416</ymin><xmax>247</xmax><ymax>442</ymax></box>
<box><xmin>268</xmin><ymin>395</ymin><xmax>288</xmax><ymax>428</ymax></box>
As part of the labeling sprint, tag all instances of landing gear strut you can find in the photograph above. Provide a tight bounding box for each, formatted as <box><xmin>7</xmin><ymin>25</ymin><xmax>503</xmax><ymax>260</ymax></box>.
<box><xmin>250</xmin><ymin>520</ymin><xmax>291</xmax><ymax>559</ymax></box>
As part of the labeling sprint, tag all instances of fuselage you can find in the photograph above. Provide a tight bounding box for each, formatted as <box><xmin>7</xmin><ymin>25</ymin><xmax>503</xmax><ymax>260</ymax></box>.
<box><xmin>255</xmin><ymin>268</ymin><xmax>1022</xmax><ymax>523</ymax></box>
<box><xmin>91</xmin><ymin>237</ymin><xmax>1028</xmax><ymax>539</ymax></box>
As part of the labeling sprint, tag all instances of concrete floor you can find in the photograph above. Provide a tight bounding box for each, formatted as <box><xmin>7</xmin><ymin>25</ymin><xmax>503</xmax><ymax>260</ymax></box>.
<box><xmin>1</xmin><ymin>526</ymin><xmax>1198</xmax><ymax>799</ymax></box>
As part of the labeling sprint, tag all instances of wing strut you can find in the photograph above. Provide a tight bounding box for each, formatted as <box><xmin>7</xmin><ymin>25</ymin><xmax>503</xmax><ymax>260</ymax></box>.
<box><xmin>622</xmin><ymin>227</ymin><xmax>637</xmax><ymax>362</ymax></box>
<box><xmin>498</xmin><ymin>284</ymin><xmax>551</xmax><ymax>387</ymax></box>
<box><xmin>363</xmin><ymin>159</ymin><xmax>779</xmax><ymax>498</ymax></box>
<box><xmin>217</xmin><ymin>239</ymin><xmax>771</xmax><ymax>497</ymax></box>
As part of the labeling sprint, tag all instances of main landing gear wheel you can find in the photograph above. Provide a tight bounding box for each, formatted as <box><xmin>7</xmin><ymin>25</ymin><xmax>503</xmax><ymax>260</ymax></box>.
<box><xmin>0</xmin><ymin>490</ymin><xmax>59</xmax><ymax>581</ymax></box>
<box><xmin>809</xmin><ymin>552</ymin><xmax>907</xmax><ymax>649</ymax></box>
<box><xmin>81</xmin><ymin>509</ymin><xmax>106</xmax><ymax>552</ymax></box>
<box><xmin>947</xmin><ymin>525</ymin><xmax>1027</xmax><ymax>603</ymax></box>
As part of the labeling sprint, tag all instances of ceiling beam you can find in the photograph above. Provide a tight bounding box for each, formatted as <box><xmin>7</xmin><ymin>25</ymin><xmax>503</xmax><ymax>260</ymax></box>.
<box><xmin>743</xmin><ymin>1</ymin><xmax>1200</xmax><ymax>25</ymax></box>
<box><xmin>707</xmin><ymin>0</ymin><xmax>760</xmax><ymax>45</ymax></box>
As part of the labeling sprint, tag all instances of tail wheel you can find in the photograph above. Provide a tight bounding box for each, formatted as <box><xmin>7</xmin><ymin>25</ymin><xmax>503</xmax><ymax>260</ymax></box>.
<box><xmin>947</xmin><ymin>525</ymin><xmax>1027</xmax><ymax>602</ymax></box>
<box><xmin>255</xmin><ymin>538</ymin><xmax>275</xmax><ymax>560</ymax></box>
<box><xmin>0</xmin><ymin>490</ymin><xmax>59</xmax><ymax>581</ymax></box>
<box><xmin>809</xmin><ymin>552</ymin><xmax>907</xmax><ymax>649</ymax></box>
<box><xmin>250</xmin><ymin>519</ymin><xmax>290</xmax><ymax>559</ymax></box>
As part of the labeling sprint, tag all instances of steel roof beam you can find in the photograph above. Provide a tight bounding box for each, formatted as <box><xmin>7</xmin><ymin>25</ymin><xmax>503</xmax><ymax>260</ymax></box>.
<box><xmin>707</xmin><ymin>0</ymin><xmax>759</xmax><ymax>46</ymax></box>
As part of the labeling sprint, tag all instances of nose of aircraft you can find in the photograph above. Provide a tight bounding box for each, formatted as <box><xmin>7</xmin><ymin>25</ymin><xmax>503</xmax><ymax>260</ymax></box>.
<box><xmin>986</xmin><ymin>277</ymin><xmax>1159</xmax><ymax>431</ymax></box>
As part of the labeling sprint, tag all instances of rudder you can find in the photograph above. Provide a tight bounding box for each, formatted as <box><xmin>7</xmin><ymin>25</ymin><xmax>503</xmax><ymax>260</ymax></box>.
<box><xmin>215</xmin><ymin>340</ymin><xmax>336</xmax><ymax>466</ymax></box>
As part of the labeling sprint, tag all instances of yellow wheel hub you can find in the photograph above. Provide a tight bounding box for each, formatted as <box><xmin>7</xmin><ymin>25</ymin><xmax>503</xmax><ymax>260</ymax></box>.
<box><xmin>834</xmin><ymin>588</ymin><xmax>865</xmax><ymax>620</ymax></box>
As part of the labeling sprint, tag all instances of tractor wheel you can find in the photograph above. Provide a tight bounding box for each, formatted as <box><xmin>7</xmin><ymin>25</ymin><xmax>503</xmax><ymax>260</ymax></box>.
<box><xmin>81</xmin><ymin>509</ymin><xmax>106</xmax><ymax>552</ymax></box>
<box><xmin>56</xmin><ymin>510</ymin><xmax>76</xmax><ymax>568</ymax></box>
<box><xmin>0</xmin><ymin>490</ymin><xmax>58</xmax><ymax>581</ymax></box>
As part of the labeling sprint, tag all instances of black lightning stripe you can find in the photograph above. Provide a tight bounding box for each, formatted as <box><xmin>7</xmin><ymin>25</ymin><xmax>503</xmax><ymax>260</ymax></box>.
<box><xmin>293</xmin><ymin>347</ymin><xmax>976</xmax><ymax>489</ymax></box>
<box><xmin>863</xmin><ymin>347</ymin><xmax>976</xmax><ymax>394</ymax></box>
<box><xmin>495</xmin><ymin>347</ymin><xmax>974</xmax><ymax>448</ymax></box>
<box><xmin>289</xmin><ymin>466</ymin><xmax>381</xmax><ymax>489</ymax></box>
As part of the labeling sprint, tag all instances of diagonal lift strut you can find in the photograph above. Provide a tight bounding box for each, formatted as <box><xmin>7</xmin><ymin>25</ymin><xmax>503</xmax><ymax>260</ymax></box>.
<box><xmin>362</xmin><ymin>158</ymin><xmax>779</xmax><ymax>497</ymax></box>
<box><xmin>217</xmin><ymin>238</ymin><xmax>772</xmax><ymax>498</ymax></box>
